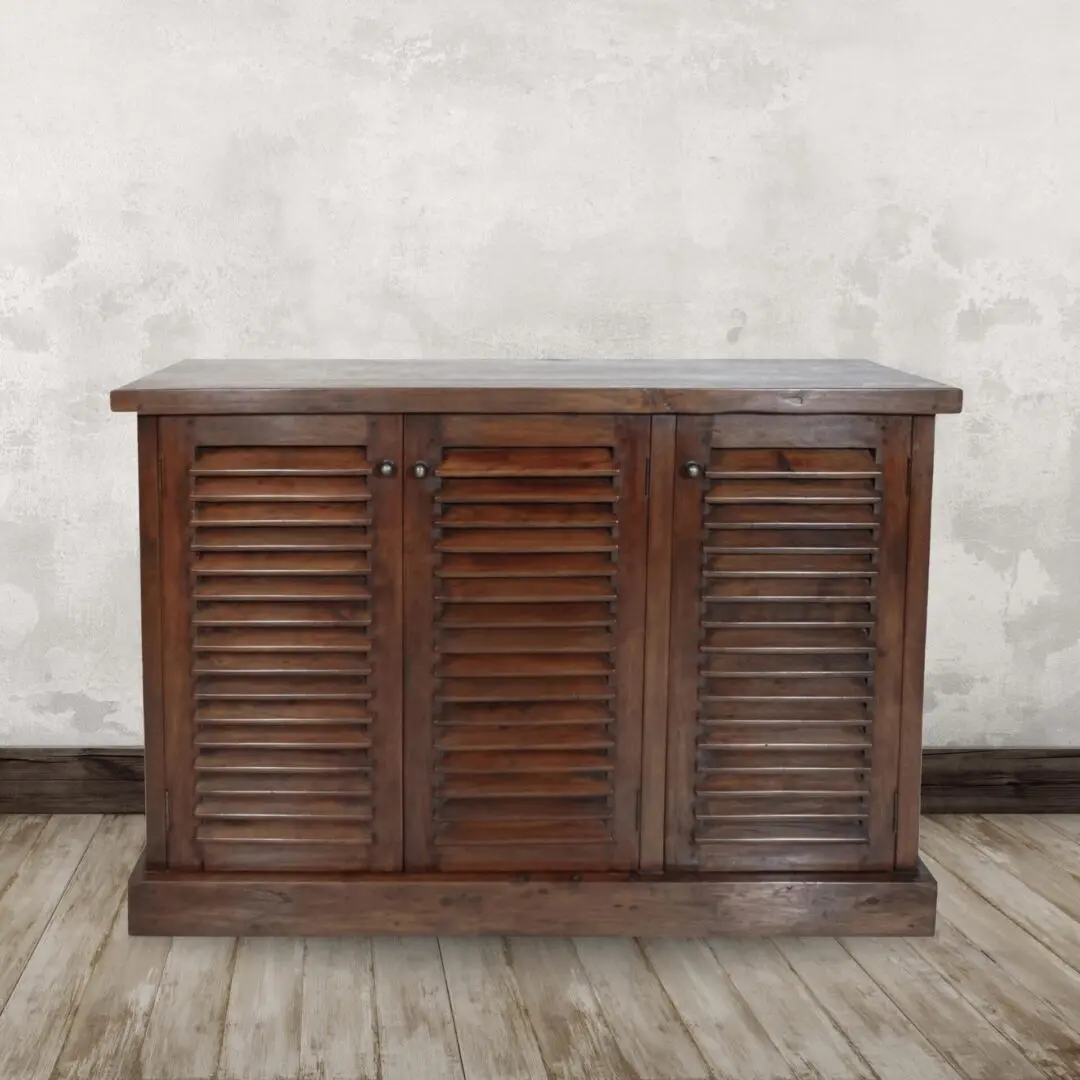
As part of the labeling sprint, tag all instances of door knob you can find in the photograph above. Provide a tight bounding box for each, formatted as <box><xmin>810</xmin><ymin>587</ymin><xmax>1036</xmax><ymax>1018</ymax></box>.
<box><xmin>412</xmin><ymin>461</ymin><xmax>430</xmax><ymax>479</ymax></box>
<box><xmin>375</xmin><ymin>460</ymin><xmax>396</xmax><ymax>478</ymax></box>
<box><xmin>684</xmin><ymin>461</ymin><xmax>704</xmax><ymax>479</ymax></box>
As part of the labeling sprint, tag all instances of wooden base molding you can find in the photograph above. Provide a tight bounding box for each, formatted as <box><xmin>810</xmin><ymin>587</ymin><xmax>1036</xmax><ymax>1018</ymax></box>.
<box><xmin>0</xmin><ymin>749</ymin><xmax>144</xmax><ymax>814</ymax></box>
<box><xmin>4</xmin><ymin>748</ymin><xmax>1078</xmax><ymax>816</ymax></box>
<box><xmin>127</xmin><ymin>853</ymin><xmax>937</xmax><ymax>937</ymax></box>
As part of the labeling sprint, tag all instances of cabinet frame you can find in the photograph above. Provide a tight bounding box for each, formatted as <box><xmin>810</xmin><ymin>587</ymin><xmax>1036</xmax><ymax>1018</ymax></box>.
<box><xmin>116</xmin><ymin>361</ymin><xmax>956</xmax><ymax>938</ymax></box>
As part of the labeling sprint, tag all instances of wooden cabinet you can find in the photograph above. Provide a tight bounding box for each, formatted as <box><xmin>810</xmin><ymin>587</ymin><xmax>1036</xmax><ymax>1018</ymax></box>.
<box><xmin>112</xmin><ymin>359</ymin><xmax>961</xmax><ymax>937</ymax></box>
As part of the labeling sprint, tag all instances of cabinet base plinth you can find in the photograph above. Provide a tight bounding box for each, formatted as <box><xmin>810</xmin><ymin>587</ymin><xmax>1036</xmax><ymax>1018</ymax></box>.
<box><xmin>128</xmin><ymin>854</ymin><xmax>937</xmax><ymax>937</ymax></box>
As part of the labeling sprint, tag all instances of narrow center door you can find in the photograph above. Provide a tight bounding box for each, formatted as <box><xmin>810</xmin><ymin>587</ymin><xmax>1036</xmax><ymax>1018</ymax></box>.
<box><xmin>403</xmin><ymin>415</ymin><xmax>649</xmax><ymax>871</ymax></box>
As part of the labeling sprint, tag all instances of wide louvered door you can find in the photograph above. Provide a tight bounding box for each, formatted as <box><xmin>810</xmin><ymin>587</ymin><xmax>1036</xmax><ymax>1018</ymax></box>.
<box><xmin>666</xmin><ymin>415</ymin><xmax>911</xmax><ymax>872</ymax></box>
<box><xmin>403</xmin><ymin>415</ymin><xmax>648</xmax><ymax>871</ymax></box>
<box><xmin>159</xmin><ymin>415</ymin><xmax>403</xmax><ymax>872</ymax></box>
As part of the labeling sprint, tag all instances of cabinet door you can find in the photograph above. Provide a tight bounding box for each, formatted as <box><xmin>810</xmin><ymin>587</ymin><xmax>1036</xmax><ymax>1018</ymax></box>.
<box><xmin>666</xmin><ymin>415</ymin><xmax>911</xmax><ymax>872</ymax></box>
<box><xmin>159</xmin><ymin>415</ymin><xmax>403</xmax><ymax>871</ymax></box>
<box><xmin>403</xmin><ymin>415</ymin><xmax>649</xmax><ymax>871</ymax></box>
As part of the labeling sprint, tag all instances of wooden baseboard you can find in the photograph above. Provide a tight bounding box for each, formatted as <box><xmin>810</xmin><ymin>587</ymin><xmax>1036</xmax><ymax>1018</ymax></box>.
<box><xmin>919</xmin><ymin>748</ymin><xmax>1080</xmax><ymax>813</ymax></box>
<box><xmin>128</xmin><ymin>852</ymin><xmax>937</xmax><ymax>937</ymax></box>
<box><xmin>0</xmin><ymin>749</ymin><xmax>144</xmax><ymax>814</ymax></box>
<box><xmin>2</xmin><ymin>748</ymin><xmax>1078</xmax><ymax>816</ymax></box>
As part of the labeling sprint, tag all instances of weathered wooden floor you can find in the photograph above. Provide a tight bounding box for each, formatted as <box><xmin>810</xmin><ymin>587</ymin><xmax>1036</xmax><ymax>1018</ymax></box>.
<box><xmin>2</xmin><ymin>814</ymin><xmax>1080</xmax><ymax>1080</ymax></box>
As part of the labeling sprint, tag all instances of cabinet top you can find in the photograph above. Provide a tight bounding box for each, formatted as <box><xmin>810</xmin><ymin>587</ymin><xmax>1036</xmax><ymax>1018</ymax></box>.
<box><xmin>110</xmin><ymin>358</ymin><xmax>962</xmax><ymax>415</ymax></box>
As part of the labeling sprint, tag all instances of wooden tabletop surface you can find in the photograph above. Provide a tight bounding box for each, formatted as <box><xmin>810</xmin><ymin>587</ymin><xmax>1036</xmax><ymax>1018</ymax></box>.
<box><xmin>111</xmin><ymin>358</ymin><xmax>962</xmax><ymax>415</ymax></box>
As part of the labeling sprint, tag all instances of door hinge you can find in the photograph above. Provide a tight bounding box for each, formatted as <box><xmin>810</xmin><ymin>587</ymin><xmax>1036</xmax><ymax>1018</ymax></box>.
<box><xmin>891</xmin><ymin>791</ymin><xmax>899</xmax><ymax>832</ymax></box>
<box><xmin>644</xmin><ymin>457</ymin><xmax>651</xmax><ymax>499</ymax></box>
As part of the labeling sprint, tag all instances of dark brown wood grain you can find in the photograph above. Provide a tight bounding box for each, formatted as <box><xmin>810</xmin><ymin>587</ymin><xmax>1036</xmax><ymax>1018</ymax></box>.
<box><xmin>639</xmin><ymin>416</ymin><xmax>676</xmax><ymax>872</ymax></box>
<box><xmin>110</xmin><ymin>358</ymin><xmax>963</xmax><ymax>415</ymax></box>
<box><xmin>128</xmin><ymin>853</ymin><xmax>937</xmax><ymax>936</ymax></box>
<box><xmin>403</xmin><ymin>414</ymin><xmax>647</xmax><ymax>873</ymax></box>
<box><xmin>920</xmin><ymin>749</ymin><xmax>1080</xmax><ymax>813</ymax></box>
<box><xmin>136</xmin><ymin>416</ymin><xmax>167</xmax><ymax>866</ymax></box>
<box><xmin>0</xmin><ymin>750</ymin><xmax>144</xmax><ymax>813</ymax></box>
<box><xmin>896</xmin><ymin>416</ymin><xmax>935</xmax><ymax>866</ymax></box>
<box><xmin>106</xmin><ymin>363</ymin><xmax>962</xmax><ymax>935</ymax></box>
<box><xmin>665</xmin><ymin>414</ymin><xmax>910</xmax><ymax>873</ymax></box>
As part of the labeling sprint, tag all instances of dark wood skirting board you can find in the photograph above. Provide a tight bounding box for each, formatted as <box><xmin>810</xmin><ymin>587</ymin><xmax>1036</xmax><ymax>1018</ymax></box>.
<box><xmin>920</xmin><ymin>748</ymin><xmax>1080</xmax><ymax>813</ymax></box>
<box><xmin>127</xmin><ymin>854</ymin><xmax>936</xmax><ymax>937</ymax></box>
<box><xmin>0</xmin><ymin>749</ymin><xmax>145</xmax><ymax>814</ymax></box>
<box><xmin>3</xmin><ymin>748</ymin><xmax>1079</xmax><ymax>815</ymax></box>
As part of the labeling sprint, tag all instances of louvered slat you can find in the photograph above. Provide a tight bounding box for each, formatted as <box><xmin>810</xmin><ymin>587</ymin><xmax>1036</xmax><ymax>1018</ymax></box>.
<box><xmin>188</xmin><ymin>442</ymin><xmax>378</xmax><ymax>871</ymax></box>
<box><xmin>430</xmin><ymin>441</ymin><xmax>622</xmax><ymax>869</ymax></box>
<box><xmin>692</xmin><ymin>443</ymin><xmax>884</xmax><ymax>869</ymax></box>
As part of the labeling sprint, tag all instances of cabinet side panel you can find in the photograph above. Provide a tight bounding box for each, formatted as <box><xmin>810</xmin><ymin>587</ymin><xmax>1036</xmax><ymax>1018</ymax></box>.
<box><xmin>159</xmin><ymin>417</ymin><xmax>199</xmax><ymax>868</ymax></box>
<box><xmin>897</xmin><ymin>416</ymin><xmax>935</xmax><ymax>867</ymax></box>
<box><xmin>137</xmin><ymin>416</ymin><xmax>167</xmax><ymax>867</ymax></box>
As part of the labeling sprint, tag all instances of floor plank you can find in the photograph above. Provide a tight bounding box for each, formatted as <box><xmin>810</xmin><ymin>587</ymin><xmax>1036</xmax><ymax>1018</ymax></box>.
<box><xmin>52</xmin><ymin>894</ymin><xmax>171</xmax><ymax>1080</ymax></box>
<box><xmin>843</xmin><ymin>935</ymin><xmax>1045</xmax><ymax>1080</ymax></box>
<box><xmin>439</xmin><ymin>936</ymin><xmax>547</xmax><ymax>1080</ymax></box>
<box><xmin>0</xmin><ymin>815</ymin><xmax>140</xmax><ymax>1080</ymax></box>
<box><xmin>921</xmin><ymin>816</ymin><xmax>1080</xmax><ymax>972</ymax></box>
<box><xmin>140</xmin><ymin>937</ymin><xmax>237</xmax><ymax>1080</ymax></box>
<box><xmin>219</xmin><ymin>937</ymin><xmax>305</xmax><ymax>1080</ymax></box>
<box><xmin>574</xmin><ymin>937</ymin><xmax>709</xmax><ymax>1080</ymax></box>
<box><xmin>709</xmin><ymin>939</ymin><xmax>873</xmax><ymax>1080</ymax></box>
<box><xmin>776</xmin><ymin>937</ymin><xmax>961</xmax><ymax>1080</ymax></box>
<box><xmin>373</xmin><ymin>937</ymin><xmax>464</xmax><ymax>1080</ymax></box>
<box><xmin>642</xmin><ymin>938</ymin><xmax>792</xmax><ymax>1080</ymax></box>
<box><xmin>987</xmin><ymin>814</ymin><xmax>1080</xmax><ymax>880</ymax></box>
<box><xmin>943</xmin><ymin>815</ymin><xmax>1080</xmax><ymax>923</ymax></box>
<box><xmin>0</xmin><ymin>815</ymin><xmax>49</xmax><ymax>896</ymax></box>
<box><xmin>923</xmin><ymin>852</ymin><xmax>1080</xmax><ymax>1038</ymax></box>
<box><xmin>909</xmin><ymin>917</ymin><xmax>1080</xmax><ymax>1080</ymax></box>
<box><xmin>1043</xmin><ymin>814</ymin><xmax>1080</xmax><ymax>842</ymax></box>
<box><xmin>0</xmin><ymin>814</ymin><xmax>100</xmax><ymax>1011</ymax></box>
<box><xmin>507</xmin><ymin>936</ymin><xmax>630</xmax><ymax>1080</ymax></box>
<box><xmin>299</xmin><ymin>938</ymin><xmax>377</xmax><ymax>1080</ymax></box>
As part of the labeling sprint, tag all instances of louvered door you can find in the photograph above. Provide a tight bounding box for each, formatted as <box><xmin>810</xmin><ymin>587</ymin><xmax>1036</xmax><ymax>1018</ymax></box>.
<box><xmin>403</xmin><ymin>415</ymin><xmax>648</xmax><ymax>871</ymax></box>
<box><xmin>158</xmin><ymin>415</ymin><xmax>403</xmax><ymax>872</ymax></box>
<box><xmin>665</xmin><ymin>415</ymin><xmax>911</xmax><ymax>872</ymax></box>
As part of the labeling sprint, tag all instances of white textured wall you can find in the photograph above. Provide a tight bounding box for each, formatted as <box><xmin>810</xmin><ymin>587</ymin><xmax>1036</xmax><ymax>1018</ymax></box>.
<box><xmin>1</xmin><ymin>1</ymin><xmax>1078</xmax><ymax>746</ymax></box>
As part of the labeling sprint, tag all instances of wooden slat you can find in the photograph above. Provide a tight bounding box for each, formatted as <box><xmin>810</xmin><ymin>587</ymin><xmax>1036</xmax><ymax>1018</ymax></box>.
<box><xmin>0</xmin><ymin>817</ymin><xmax>141</xmax><ymax>1080</ymax></box>
<box><xmin>218</xmin><ymin>938</ymin><xmax>304</xmax><ymax>1080</ymax></box>
<box><xmin>439</xmin><ymin>446</ymin><xmax>616</xmax><ymax>476</ymax></box>
<box><xmin>140</xmin><ymin>938</ymin><xmax>236</xmax><ymax>1080</ymax></box>
<box><xmin>52</xmin><ymin>897</ymin><xmax>171</xmax><ymax>1080</ymax></box>
<box><xmin>842</xmin><ymin>935</ymin><xmax>1045</xmax><ymax>1080</ymax></box>
<box><xmin>0</xmin><ymin>816</ymin><xmax>101</xmax><ymax>1013</ymax></box>
<box><xmin>194</xmin><ymin>525</ymin><xmax>371</xmax><ymax>551</ymax></box>
<box><xmin>300</xmin><ymin>939</ymin><xmax>378</xmax><ymax>1080</ymax></box>
<box><xmin>507</xmin><ymin>937</ymin><xmax>629</xmax><ymax>1080</ymax></box>
<box><xmin>373</xmin><ymin>937</ymin><xmax>464</xmax><ymax>1080</ymax></box>
<box><xmin>439</xmin><ymin>528</ymin><xmax>616</xmax><ymax>552</ymax></box>
<box><xmin>573</xmin><ymin>938</ymin><xmax>708</xmax><ymax>1080</ymax></box>
<box><xmin>775</xmin><ymin>938</ymin><xmax>961</xmax><ymax>1080</ymax></box>
<box><xmin>644</xmin><ymin>937</ymin><xmax>791</xmax><ymax>1080</ymax></box>
<box><xmin>436</xmin><ymin>724</ymin><xmax>614</xmax><ymax>752</ymax></box>
<box><xmin>194</xmin><ymin>445</ymin><xmax>369</xmax><ymax>472</ymax></box>
<box><xmin>438</xmin><ymin>602</ymin><xmax>613</xmax><ymax>628</ymax></box>
<box><xmin>439</xmin><ymin>937</ymin><xmax>548</xmax><ymax>1080</ymax></box>
<box><xmin>708</xmin><ymin>939</ymin><xmax>871</xmax><ymax>1080</ymax></box>
<box><xmin>193</xmin><ymin>473</ymin><xmax>370</xmax><ymax>500</ymax></box>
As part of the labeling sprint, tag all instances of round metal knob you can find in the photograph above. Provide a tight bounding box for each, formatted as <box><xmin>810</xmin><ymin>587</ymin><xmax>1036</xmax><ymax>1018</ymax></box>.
<box><xmin>412</xmin><ymin>461</ymin><xmax>430</xmax><ymax>479</ymax></box>
<box><xmin>376</xmin><ymin>460</ymin><xmax>396</xmax><ymax>478</ymax></box>
<box><xmin>684</xmin><ymin>461</ymin><xmax>704</xmax><ymax>479</ymax></box>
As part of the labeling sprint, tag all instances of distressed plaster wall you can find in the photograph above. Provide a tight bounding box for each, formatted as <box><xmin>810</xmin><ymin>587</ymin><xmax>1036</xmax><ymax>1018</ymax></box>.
<box><xmin>1</xmin><ymin>1</ymin><xmax>1078</xmax><ymax>747</ymax></box>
